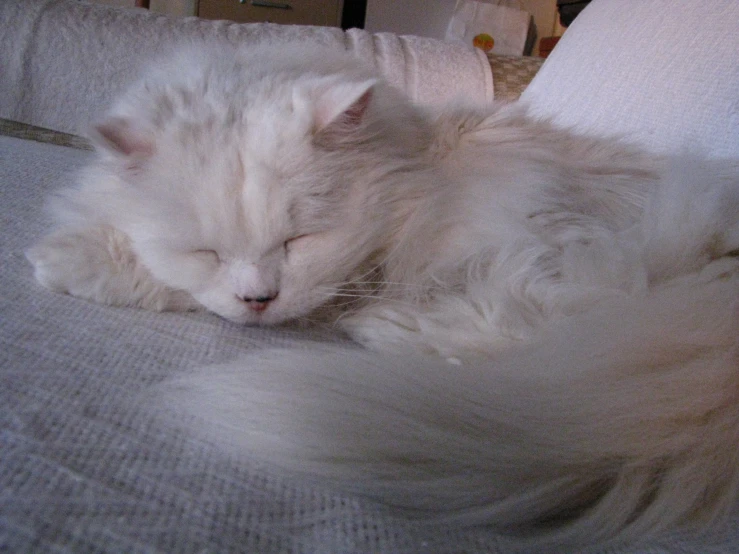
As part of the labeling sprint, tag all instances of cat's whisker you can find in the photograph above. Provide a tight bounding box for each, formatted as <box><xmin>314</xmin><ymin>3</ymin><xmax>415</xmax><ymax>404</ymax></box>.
<box><xmin>313</xmin><ymin>291</ymin><xmax>376</xmax><ymax>301</ymax></box>
<box><xmin>320</xmin><ymin>275</ymin><xmax>447</xmax><ymax>292</ymax></box>
<box><xmin>314</xmin><ymin>290</ymin><xmax>381</xmax><ymax>301</ymax></box>
<box><xmin>314</xmin><ymin>290</ymin><xmax>424</xmax><ymax>310</ymax></box>
<box><xmin>341</xmin><ymin>280</ymin><xmax>446</xmax><ymax>291</ymax></box>
<box><xmin>346</xmin><ymin>258</ymin><xmax>388</xmax><ymax>284</ymax></box>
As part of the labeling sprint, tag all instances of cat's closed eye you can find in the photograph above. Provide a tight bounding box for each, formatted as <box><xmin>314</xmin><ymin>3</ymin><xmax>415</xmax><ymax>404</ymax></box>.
<box><xmin>284</xmin><ymin>234</ymin><xmax>309</xmax><ymax>251</ymax></box>
<box><xmin>193</xmin><ymin>249</ymin><xmax>221</xmax><ymax>264</ymax></box>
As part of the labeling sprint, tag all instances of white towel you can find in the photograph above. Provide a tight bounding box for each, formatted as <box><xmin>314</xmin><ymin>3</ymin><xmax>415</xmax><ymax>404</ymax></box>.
<box><xmin>0</xmin><ymin>0</ymin><xmax>493</xmax><ymax>135</ymax></box>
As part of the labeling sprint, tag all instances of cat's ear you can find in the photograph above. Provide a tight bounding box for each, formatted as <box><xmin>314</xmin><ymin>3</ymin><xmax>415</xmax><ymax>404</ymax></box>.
<box><xmin>90</xmin><ymin>116</ymin><xmax>155</xmax><ymax>163</ymax></box>
<box><xmin>300</xmin><ymin>77</ymin><xmax>377</xmax><ymax>135</ymax></box>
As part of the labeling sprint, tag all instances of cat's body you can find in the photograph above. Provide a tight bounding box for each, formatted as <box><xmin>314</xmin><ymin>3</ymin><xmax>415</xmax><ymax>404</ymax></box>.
<box><xmin>28</xmin><ymin>46</ymin><xmax>664</xmax><ymax>353</ymax></box>
<box><xmin>28</xmin><ymin>45</ymin><xmax>739</xmax><ymax>548</ymax></box>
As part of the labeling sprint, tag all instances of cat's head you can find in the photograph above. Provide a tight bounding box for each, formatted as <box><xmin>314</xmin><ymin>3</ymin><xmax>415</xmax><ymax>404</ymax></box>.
<box><xmin>89</xmin><ymin>47</ymin><xmax>430</xmax><ymax>325</ymax></box>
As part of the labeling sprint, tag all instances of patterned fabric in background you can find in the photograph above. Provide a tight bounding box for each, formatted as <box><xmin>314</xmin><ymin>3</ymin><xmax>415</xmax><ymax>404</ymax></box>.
<box><xmin>489</xmin><ymin>54</ymin><xmax>545</xmax><ymax>102</ymax></box>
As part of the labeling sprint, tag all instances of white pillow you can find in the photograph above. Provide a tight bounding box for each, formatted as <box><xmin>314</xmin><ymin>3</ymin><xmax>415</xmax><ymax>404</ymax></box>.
<box><xmin>521</xmin><ymin>0</ymin><xmax>739</xmax><ymax>159</ymax></box>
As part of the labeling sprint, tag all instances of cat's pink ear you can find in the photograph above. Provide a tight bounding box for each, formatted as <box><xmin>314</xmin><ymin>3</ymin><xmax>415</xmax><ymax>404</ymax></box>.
<box><xmin>309</xmin><ymin>78</ymin><xmax>377</xmax><ymax>134</ymax></box>
<box><xmin>91</xmin><ymin>116</ymin><xmax>155</xmax><ymax>161</ymax></box>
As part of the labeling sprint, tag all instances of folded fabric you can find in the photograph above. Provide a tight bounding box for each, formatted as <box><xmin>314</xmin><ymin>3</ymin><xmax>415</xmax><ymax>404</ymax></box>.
<box><xmin>0</xmin><ymin>0</ymin><xmax>493</xmax><ymax>136</ymax></box>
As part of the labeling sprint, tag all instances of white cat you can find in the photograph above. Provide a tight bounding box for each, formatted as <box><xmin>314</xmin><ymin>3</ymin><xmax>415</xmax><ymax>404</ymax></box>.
<box><xmin>27</xmin><ymin>45</ymin><xmax>739</xmax><ymax>548</ymax></box>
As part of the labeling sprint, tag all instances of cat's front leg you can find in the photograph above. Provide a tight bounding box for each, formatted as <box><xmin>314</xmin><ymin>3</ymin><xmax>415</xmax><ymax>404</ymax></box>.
<box><xmin>27</xmin><ymin>225</ymin><xmax>199</xmax><ymax>312</ymax></box>
<box><xmin>339</xmin><ymin>299</ymin><xmax>510</xmax><ymax>361</ymax></box>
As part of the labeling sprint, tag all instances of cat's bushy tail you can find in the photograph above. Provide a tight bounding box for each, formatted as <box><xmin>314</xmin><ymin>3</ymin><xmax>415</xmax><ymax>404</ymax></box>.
<box><xmin>162</xmin><ymin>276</ymin><xmax>739</xmax><ymax>548</ymax></box>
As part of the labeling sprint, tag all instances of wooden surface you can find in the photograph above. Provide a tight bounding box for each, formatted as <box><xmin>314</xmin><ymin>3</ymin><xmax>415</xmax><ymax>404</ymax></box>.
<box><xmin>198</xmin><ymin>0</ymin><xmax>343</xmax><ymax>27</ymax></box>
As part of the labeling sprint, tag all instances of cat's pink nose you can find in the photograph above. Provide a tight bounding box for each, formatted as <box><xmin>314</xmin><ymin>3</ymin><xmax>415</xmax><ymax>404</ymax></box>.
<box><xmin>239</xmin><ymin>292</ymin><xmax>278</xmax><ymax>312</ymax></box>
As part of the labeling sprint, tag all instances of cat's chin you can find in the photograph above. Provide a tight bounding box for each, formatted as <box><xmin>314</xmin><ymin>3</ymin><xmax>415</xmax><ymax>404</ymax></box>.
<box><xmin>224</xmin><ymin>312</ymin><xmax>287</xmax><ymax>327</ymax></box>
<box><xmin>206</xmin><ymin>299</ymin><xmax>307</xmax><ymax>327</ymax></box>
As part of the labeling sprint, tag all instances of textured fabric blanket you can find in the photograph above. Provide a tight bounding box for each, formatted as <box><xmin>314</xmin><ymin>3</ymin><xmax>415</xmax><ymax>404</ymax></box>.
<box><xmin>0</xmin><ymin>0</ymin><xmax>493</xmax><ymax>136</ymax></box>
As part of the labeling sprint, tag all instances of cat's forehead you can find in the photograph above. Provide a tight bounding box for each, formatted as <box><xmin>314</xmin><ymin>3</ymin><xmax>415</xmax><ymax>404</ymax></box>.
<box><xmin>184</xmin><ymin>145</ymin><xmax>300</xmax><ymax>256</ymax></box>
<box><xmin>142</xmin><ymin>62</ymin><xmax>349</xmax><ymax>253</ymax></box>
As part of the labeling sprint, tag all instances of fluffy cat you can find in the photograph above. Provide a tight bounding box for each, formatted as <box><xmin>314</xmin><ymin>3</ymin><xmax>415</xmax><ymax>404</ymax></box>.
<box><xmin>28</xmin><ymin>44</ymin><xmax>739</xmax><ymax>548</ymax></box>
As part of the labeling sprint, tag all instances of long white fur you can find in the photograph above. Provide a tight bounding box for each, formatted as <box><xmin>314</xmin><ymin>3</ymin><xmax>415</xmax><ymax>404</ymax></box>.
<box><xmin>166</xmin><ymin>276</ymin><xmax>739</xmax><ymax>548</ymax></box>
<box><xmin>26</xmin><ymin>45</ymin><xmax>739</xmax><ymax>548</ymax></box>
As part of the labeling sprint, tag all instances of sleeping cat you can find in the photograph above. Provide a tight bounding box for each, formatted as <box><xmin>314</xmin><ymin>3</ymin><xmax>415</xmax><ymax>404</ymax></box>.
<box><xmin>27</xmin><ymin>44</ymin><xmax>739</xmax><ymax>548</ymax></box>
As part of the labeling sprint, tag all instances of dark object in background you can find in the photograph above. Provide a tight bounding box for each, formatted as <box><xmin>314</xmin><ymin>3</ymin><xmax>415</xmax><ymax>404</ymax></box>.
<box><xmin>557</xmin><ymin>0</ymin><xmax>592</xmax><ymax>27</ymax></box>
<box><xmin>540</xmin><ymin>0</ymin><xmax>591</xmax><ymax>57</ymax></box>
<box><xmin>538</xmin><ymin>36</ymin><xmax>560</xmax><ymax>58</ymax></box>
<box><xmin>341</xmin><ymin>0</ymin><xmax>367</xmax><ymax>29</ymax></box>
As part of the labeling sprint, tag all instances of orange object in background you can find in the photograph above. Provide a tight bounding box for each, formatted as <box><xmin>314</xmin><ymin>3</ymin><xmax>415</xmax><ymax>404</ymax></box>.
<box><xmin>472</xmin><ymin>33</ymin><xmax>495</xmax><ymax>52</ymax></box>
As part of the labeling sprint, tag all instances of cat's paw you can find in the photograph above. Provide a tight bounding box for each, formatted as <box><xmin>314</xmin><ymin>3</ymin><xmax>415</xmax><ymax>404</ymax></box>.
<box><xmin>27</xmin><ymin>225</ymin><xmax>199</xmax><ymax>312</ymax></box>
<box><xmin>28</xmin><ymin>226</ymin><xmax>125</xmax><ymax>296</ymax></box>
<box><xmin>339</xmin><ymin>303</ymin><xmax>442</xmax><ymax>356</ymax></box>
<box><xmin>340</xmin><ymin>298</ymin><xmax>518</xmax><ymax>360</ymax></box>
